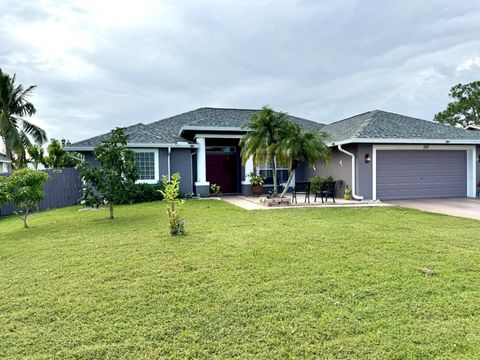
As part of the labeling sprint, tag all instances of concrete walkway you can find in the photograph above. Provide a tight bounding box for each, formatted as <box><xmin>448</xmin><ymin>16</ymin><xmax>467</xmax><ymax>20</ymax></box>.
<box><xmin>384</xmin><ymin>198</ymin><xmax>480</xmax><ymax>221</ymax></box>
<box><xmin>222</xmin><ymin>196</ymin><xmax>388</xmax><ymax>210</ymax></box>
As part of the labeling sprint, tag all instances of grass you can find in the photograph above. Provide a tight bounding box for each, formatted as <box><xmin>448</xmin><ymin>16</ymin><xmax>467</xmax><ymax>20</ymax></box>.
<box><xmin>1</xmin><ymin>200</ymin><xmax>480</xmax><ymax>359</ymax></box>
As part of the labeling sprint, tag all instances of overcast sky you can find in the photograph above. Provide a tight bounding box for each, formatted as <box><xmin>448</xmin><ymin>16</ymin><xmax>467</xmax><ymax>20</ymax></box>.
<box><xmin>1</xmin><ymin>0</ymin><xmax>480</xmax><ymax>143</ymax></box>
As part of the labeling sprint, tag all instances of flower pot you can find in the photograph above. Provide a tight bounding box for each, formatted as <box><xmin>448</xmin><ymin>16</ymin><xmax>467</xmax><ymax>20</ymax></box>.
<box><xmin>344</xmin><ymin>194</ymin><xmax>352</xmax><ymax>200</ymax></box>
<box><xmin>251</xmin><ymin>184</ymin><xmax>263</xmax><ymax>196</ymax></box>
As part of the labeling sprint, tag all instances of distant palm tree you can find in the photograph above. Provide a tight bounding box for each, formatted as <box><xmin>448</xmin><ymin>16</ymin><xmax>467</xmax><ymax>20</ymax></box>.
<box><xmin>240</xmin><ymin>106</ymin><xmax>290</xmax><ymax>196</ymax></box>
<box><xmin>0</xmin><ymin>69</ymin><xmax>47</xmax><ymax>170</ymax></box>
<box><xmin>278</xmin><ymin>123</ymin><xmax>331</xmax><ymax>198</ymax></box>
<box><xmin>27</xmin><ymin>144</ymin><xmax>46</xmax><ymax>170</ymax></box>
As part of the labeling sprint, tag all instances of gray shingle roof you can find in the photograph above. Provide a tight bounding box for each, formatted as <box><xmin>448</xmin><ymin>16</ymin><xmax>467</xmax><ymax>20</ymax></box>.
<box><xmin>68</xmin><ymin>108</ymin><xmax>480</xmax><ymax>149</ymax></box>
<box><xmin>69</xmin><ymin>107</ymin><xmax>325</xmax><ymax>148</ymax></box>
<box><xmin>322</xmin><ymin>110</ymin><xmax>480</xmax><ymax>143</ymax></box>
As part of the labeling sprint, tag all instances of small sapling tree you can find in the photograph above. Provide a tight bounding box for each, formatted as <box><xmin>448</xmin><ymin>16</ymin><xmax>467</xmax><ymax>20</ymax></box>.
<box><xmin>79</xmin><ymin>128</ymin><xmax>138</xmax><ymax>220</ymax></box>
<box><xmin>4</xmin><ymin>168</ymin><xmax>49</xmax><ymax>228</ymax></box>
<box><xmin>160</xmin><ymin>172</ymin><xmax>185</xmax><ymax>236</ymax></box>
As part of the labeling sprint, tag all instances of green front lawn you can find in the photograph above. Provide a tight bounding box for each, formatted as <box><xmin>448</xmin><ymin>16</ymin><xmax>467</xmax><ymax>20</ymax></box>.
<box><xmin>1</xmin><ymin>201</ymin><xmax>480</xmax><ymax>359</ymax></box>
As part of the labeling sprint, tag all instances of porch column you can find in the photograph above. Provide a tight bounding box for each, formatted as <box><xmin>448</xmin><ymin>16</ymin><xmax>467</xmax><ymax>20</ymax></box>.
<box><xmin>195</xmin><ymin>137</ymin><xmax>210</xmax><ymax>196</ymax></box>
<box><xmin>241</xmin><ymin>156</ymin><xmax>254</xmax><ymax>196</ymax></box>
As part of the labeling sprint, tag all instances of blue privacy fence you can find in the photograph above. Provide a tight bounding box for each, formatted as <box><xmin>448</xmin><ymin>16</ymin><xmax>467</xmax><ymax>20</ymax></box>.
<box><xmin>0</xmin><ymin>168</ymin><xmax>83</xmax><ymax>217</ymax></box>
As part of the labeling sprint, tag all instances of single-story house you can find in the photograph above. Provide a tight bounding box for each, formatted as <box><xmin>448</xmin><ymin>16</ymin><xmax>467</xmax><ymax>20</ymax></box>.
<box><xmin>0</xmin><ymin>155</ymin><xmax>11</xmax><ymax>173</ymax></box>
<box><xmin>66</xmin><ymin>107</ymin><xmax>480</xmax><ymax>200</ymax></box>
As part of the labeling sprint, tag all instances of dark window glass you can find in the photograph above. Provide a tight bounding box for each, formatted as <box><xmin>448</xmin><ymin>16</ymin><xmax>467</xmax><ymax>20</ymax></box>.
<box><xmin>134</xmin><ymin>152</ymin><xmax>155</xmax><ymax>180</ymax></box>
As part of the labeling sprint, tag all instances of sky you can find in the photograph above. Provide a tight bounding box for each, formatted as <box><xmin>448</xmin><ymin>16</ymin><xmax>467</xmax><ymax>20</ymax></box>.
<box><xmin>1</xmin><ymin>0</ymin><xmax>480</xmax><ymax>143</ymax></box>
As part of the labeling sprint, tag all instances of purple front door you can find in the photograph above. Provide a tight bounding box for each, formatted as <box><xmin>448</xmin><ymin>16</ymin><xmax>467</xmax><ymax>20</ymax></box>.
<box><xmin>206</xmin><ymin>154</ymin><xmax>237</xmax><ymax>194</ymax></box>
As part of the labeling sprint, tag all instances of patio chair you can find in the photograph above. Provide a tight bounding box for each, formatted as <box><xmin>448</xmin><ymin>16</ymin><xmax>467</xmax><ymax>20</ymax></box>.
<box><xmin>292</xmin><ymin>181</ymin><xmax>311</xmax><ymax>204</ymax></box>
<box><xmin>314</xmin><ymin>181</ymin><xmax>337</xmax><ymax>203</ymax></box>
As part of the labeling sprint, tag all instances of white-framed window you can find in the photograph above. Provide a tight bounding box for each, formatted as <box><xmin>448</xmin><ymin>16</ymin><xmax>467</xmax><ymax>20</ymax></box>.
<box><xmin>133</xmin><ymin>149</ymin><xmax>159</xmax><ymax>184</ymax></box>
<box><xmin>257</xmin><ymin>159</ymin><xmax>291</xmax><ymax>186</ymax></box>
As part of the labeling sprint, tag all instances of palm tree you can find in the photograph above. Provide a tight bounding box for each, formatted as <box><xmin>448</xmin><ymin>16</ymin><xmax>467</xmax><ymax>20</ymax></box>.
<box><xmin>0</xmin><ymin>69</ymin><xmax>47</xmax><ymax>170</ymax></box>
<box><xmin>278</xmin><ymin>123</ymin><xmax>331</xmax><ymax>198</ymax></box>
<box><xmin>27</xmin><ymin>144</ymin><xmax>46</xmax><ymax>170</ymax></box>
<box><xmin>240</xmin><ymin>106</ymin><xmax>290</xmax><ymax>196</ymax></box>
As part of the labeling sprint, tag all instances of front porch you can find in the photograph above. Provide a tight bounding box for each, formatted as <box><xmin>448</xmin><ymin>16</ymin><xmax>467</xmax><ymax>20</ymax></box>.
<box><xmin>222</xmin><ymin>195</ymin><xmax>387</xmax><ymax>210</ymax></box>
<box><xmin>194</xmin><ymin>134</ymin><xmax>256</xmax><ymax>196</ymax></box>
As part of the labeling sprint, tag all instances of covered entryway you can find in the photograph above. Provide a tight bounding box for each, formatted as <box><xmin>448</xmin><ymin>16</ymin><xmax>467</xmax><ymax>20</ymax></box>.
<box><xmin>205</xmin><ymin>139</ymin><xmax>241</xmax><ymax>194</ymax></box>
<box><xmin>375</xmin><ymin>149</ymin><xmax>468</xmax><ymax>200</ymax></box>
<box><xmin>206</xmin><ymin>151</ymin><xmax>238</xmax><ymax>193</ymax></box>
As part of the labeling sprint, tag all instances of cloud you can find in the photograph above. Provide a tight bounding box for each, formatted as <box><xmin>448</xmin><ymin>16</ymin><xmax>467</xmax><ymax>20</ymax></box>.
<box><xmin>456</xmin><ymin>56</ymin><xmax>480</xmax><ymax>72</ymax></box>
<box><xmin>1</xmin><ymin>0</ymin><xmax>480</xmax><ymax>142</ymax></box>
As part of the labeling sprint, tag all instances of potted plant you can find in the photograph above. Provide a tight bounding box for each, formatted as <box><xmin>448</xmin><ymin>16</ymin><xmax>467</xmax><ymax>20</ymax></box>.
<box><xmin>249</xmin><ymin>172</ymin><xmax>265</xmax><ymax>196</ymax></box>
<box><xmin>344</xmin><ymin>185</ymin><xmax>352</xmax><ymax>200</ymax></box>
<box><xmin>210</xmin><ymin>183</ymin><xmax>221</xmax><ymax>196</ymax></box>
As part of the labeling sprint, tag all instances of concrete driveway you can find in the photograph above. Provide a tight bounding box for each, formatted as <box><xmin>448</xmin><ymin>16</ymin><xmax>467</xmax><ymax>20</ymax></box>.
<box><xmin>385</xmin><ymin>198</ymin><xmax>480</xmax><ymax>220</ymax></box>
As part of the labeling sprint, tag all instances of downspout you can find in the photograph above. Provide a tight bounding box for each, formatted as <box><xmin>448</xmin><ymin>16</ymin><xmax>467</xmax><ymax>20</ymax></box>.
<box><xmin>167</xmin><ymin>147</ymin><xmax>171</xmax><ymax>181</ymax></box>
<box><xmin>337</xmin><ymin>144</ymin><xmax>364</xmax><ymax>200</ymax></box>
<box><xmin>191</xmin><ymin>150</ymin><xmax>197</xmax><ymax>195</ymax></box>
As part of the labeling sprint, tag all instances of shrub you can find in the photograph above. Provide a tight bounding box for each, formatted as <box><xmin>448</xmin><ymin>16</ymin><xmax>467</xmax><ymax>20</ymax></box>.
<box><xmin>1</xmin><ymin>169</ymin><xmax>49</xmax><ymax>228</ymax></box>
<box><xmin>0</xmin><ymin>176</ymin><xmax>10</xmax><ymax>206</ymax></box>
<box><xmin>160</xmin><ymin>172</ymin><xmax>185</xmax><ymax>236</ymax></box>
<box><xmin>309</xmin><ymin>176</ymin><xmax>324</xmax><ymax>193</ymax></box>
<box><xmin>118</xmin><ymin>182</ymin><xmax>164</xmax><ymax>204</ymax></box>
<box><xmin>309</xmin><ymin>175</ymin><xmax>335</xmax><ymax>193</ymax></box>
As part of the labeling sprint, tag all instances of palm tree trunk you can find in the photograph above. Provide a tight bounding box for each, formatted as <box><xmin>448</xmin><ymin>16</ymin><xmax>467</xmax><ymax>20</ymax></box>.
<box><xmin>281</xmin><ymin>169</ymin><xmax>296</xmax><ymax>198</ymax></box>
<box><xmin>271</xmin><ymin>158</ymin><xmax>278</xmax><ymax>196</ymax></box>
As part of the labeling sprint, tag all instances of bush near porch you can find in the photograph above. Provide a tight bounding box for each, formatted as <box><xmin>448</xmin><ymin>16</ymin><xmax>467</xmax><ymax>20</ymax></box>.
<box><xmin>1</xmin><ymin>201</ymin><xmax>480</xmax><ymax>358</ymax></box>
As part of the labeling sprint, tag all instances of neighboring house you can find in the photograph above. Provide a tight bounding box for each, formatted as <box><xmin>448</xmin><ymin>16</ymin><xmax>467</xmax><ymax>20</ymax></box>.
<box><xmin>67</xmin><ymin>107</ymin><xmax>480</xmax><ymax>200</ymax></box>
<box><xmin>467</xmin><ymin>124</ymin><xmax>480</xmax><ymax>131</ymax></box>
<box><xmin>0</xmin><ymin>155</ymin><xmax>11</xmax><ymax>173</ymax></box>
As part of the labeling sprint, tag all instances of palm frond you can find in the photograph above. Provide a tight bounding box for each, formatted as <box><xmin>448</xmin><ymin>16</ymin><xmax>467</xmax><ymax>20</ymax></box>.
<box><xmin>0</xmin><ymin>70</ymin><xmax>44</xmax><ymax>158</ymax></box>
<box><xmin>18</xmin><ymin>129</ymin><xmax>33</xmax><ymax>149</ymax></box>
<box><xmin>21</xmin><ymin>118</ymin><xmax>47</xmax><ymax>144</ymax></box>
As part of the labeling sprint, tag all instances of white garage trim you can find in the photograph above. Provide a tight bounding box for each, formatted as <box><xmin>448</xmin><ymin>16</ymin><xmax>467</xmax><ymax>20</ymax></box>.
<box><xmin>372</xmin><ymin>144</ymin><xmax>476</xmax><ymax>200</ymax></box>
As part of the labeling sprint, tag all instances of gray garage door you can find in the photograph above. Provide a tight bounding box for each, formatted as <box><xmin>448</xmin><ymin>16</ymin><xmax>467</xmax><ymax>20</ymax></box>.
<box><xmin>376</xmin><ymin>150</ymin><xmax>467</xmax><ymax>200</ymax></box>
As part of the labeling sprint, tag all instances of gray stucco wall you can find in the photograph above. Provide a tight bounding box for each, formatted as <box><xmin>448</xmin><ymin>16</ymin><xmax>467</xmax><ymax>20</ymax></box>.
<box><xmin>355</xmin><ymin>144</ymin><xmax>373</xmax><ymax>200</ymax></box>
<box><xmin>82</xmin><ymin>148</ymin><xmax>194</xmax><ymax>196</ymax></box>
<box><xmin>295</xmin><ymin>162</ymin><xmax>309</xmax><ymax>182</ymax></box>
<box><xmin>306</xmin><ymin>146</ymin><xmax>353</xmax><ymax>193</ymax></box>
<box><xmin>170</xmin><ymin>148</ymin><xmax>194</xmax><ymax>196</ymax></box>
<box><xmin>158</xmin><ymin>149</ymin><xmax>168</xmax><ymax>177</ymax></box>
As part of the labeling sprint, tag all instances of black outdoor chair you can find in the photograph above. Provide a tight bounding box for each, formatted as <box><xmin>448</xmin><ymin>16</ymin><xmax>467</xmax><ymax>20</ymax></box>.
<box><xmin>314</xmin><ymin>181</ymin><xmax>337</xmax><ymax>203</ymax></box>
<box><xmin>292</xmin><ymin>181</ymin><xmax>311</xmax><ymax>204</ymax></box>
